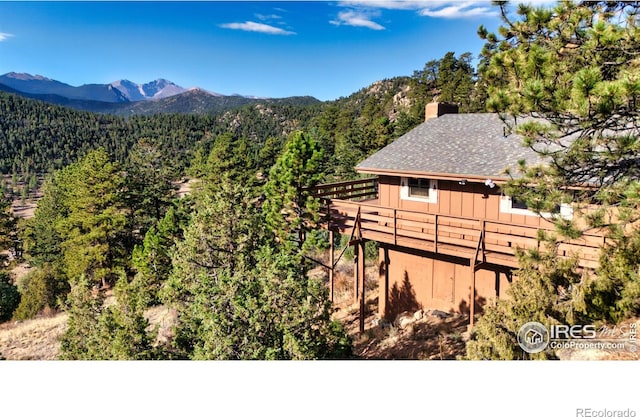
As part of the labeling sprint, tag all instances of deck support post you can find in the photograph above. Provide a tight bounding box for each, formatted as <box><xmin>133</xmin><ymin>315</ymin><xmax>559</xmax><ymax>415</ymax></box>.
<box><xmin>352</xmin><ymin>207</ymin><xmax>362</xmax><ymax>305</ymax></box>
<box><xmin>356</xmin><ymin>238</ymin><xmax>366</xmax><ymax>334</ymax></box>
<box><xmin>329</xmin><ymin>230</ymin><xmax>334</xmax><ymax>303</ymax></box>
<box><xmin>469</xmin><ymin>228</ymin><xmax>484</xmax><ymax>329</ymax></box>
<box><xmin>351</xmin><ymin>208</ymin><xmax>365</xmax><ymax>333</ymax></box>
<box><xmin>353</xmin><ymin>243</ymin><xmax>359</xmax><ymax>305</ymax></box>
<box><xmin>469</xmin><ymin>263</ymin><xmax>476</xmax><ymax>328</ymax></box>
<box><xmin>379</xmin><ymin>246</ymin><xmax>389</xmax><ymax>320</ymax></box>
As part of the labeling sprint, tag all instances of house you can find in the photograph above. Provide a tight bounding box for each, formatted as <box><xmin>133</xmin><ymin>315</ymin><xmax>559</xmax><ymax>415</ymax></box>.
<box><xmin>525</xmin><ymin>329</ymin><xmax>544</xmax><ymax>346</ymax></box>
<box><xmin>315</xmin><ymin>103</ymin><xmax>606</xmax><ymax>330</ymax></box>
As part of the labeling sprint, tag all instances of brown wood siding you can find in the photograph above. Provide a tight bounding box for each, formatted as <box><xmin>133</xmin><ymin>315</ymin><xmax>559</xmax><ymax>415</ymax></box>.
<box><xmin>472</xmin><ymin>186</ymin><xmax>487</xmax><ymax>219</ymax></box>
<box><xmin>383</xmin><ymin>248</ymin><xmax>429</xmax><ymax>318</ymax></box>
<box><xmin>455</xmin><ymin>263</ymin><xmax>472</xmax><ymax>314</ymax></box>
<box><xmin>373</xmin><ymin>176</ymin><xmax>546</xmax><ymax>318</ymax></box>
<box><xmin>381</xmin><ymin>246</ymin><xmax>482</xmax><ymax>316</ymax></box>
<box><xmin>499</xmin><ymin>271</ymin><xmax>512</xmax><ymax>299</ymax></box>
<box><xmin>433</xmin><ymin>259</ymin><xmax>455</xmax><ymax>305</ymax></box>
<box><xmin>449</xmin><ymin>182</ymin><xmax>463</xmax><ymax>217</ymax></box>
<box><xmin>474</xmin><ymin>268</ymin><xmax>498</xmax><ymax>314</ymax></box>
<box><xmin>453</xmin><ymin>263</ymin><xmax>469</xmax><ymax>312</ymax></box>
<box><xmin>461</xmin><ymin>187</ymin><xmax>474</xmax><ymax>218</ymax></box>
<box><xmin>437</xmin><ymin>181</ymin><xmax>450</xmax><ymax>215</ymax></box>
<box><xmin>485</xmin><ymin>191</ymin><xmax>500</xmax><ymax>221</ymax></box>
<box><xmin>378</xmin><ymin>175</ymin><xmax>554</xmax><ymax>230</ymax></box>
<box><xmin>384</xmin><ymin>176</ymin><xmax>400</xmax><ymax>210</ymax></box>
<box><xmin>381</xmin><ymin>247</ymin><xmax>516</xmax><ymax>317</ymax></box>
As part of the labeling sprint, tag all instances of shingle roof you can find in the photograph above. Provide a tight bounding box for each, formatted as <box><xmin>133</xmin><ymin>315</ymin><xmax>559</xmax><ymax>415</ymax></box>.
<box><xmin>356</xmin><ymin>113</ymin><xmax>544</xmax><ymax>179</ymax></box>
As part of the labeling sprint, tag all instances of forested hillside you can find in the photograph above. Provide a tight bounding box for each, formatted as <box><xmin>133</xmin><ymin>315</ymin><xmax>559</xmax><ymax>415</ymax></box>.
<box><xmin>0</xmin><ymin>51</ymin><xmax>486</xmax><ymax>359</ymax></box>
<box><xmin>0</xmin><ymin>93</ymin><xmax>322</xmax><ymax>176</ymax></box>
<box><xmin>107</xmin><ymin>90</ymin><xmax>322</xmax><ymax>117</ymax></box>
<box><xmin>0</xmin><ymin>51</ymin><xmax>482</xmax><ymax>179</ymax></box>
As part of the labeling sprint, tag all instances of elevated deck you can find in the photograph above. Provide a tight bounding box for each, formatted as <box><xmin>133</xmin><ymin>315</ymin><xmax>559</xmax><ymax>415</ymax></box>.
<box><xmin>315</xmin><ymin>178</ymin><xmax>605</xmax><ymax>270</ymax></box>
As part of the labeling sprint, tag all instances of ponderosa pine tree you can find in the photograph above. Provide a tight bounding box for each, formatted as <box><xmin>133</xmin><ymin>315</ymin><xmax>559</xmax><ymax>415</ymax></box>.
<box><xmin>122</xmin><ymin>138</ymin><xmax>178</xmax><ymax>245</ymax></box>
<box><xmin>161</xmin><ymin>181</ymin><xmax>267</xmax><ymax>358</ymax></box>
<box><xmin>263</xmin><ymin>131</ymin><xmax>324</xmax><ymax>250</ymax></box>
<box><xmin>54</xmin><ymin>148</ymin><xmax>128</xmax><ymax>288</ymax></box>
<box><xmin>0</xmin><ymin>195</ymin><xmax>20</xmax><ymax>323</ymax></box>
<box><xmin>0</xmin><ymin>191</ymin><xmax>17</xmax><ymax>264</ymax></box>
<box><xmin>254</xmin><ymin>244</ymin><xmax>352</xmax><ymax>359</ymax></box>
<box><xmin>19</xmin><ymin>148</ymin><xmax>128</xmax><ymax>320</ymax></box>
<box><xmin>203</xmin><ymin>132</ymin><xmax>256</xmax><ymax>187</ymax></box>
<box><xmin>261</xmin><ymin>130</ymin><xmax>351</xmax><ymax>358</ymax></box>
<box><xmin>468</xmin><ymin>1</ymin><xmax>640</xmax><ymax>359</ymax></box>
<box><xmin>14</xmin><ymin>177</ymin><xmax>70</xmax><ymax>319</ymax></box>
<box><xmin>467</xmin><ymin>237</ymin><xmax>583</xmax><ymax>359</ymax></box>
<box><xmin>479</xmin><ymin>1</ymin><xmax>640</xmax><ymax>218</ymax></box>
<box><xmin>162</xmin><ymin>176</ymin><xmax>351</xmax><ymax>359</ymax></box>
<box><xmin>21</xmin><ymin>177</ymin><xmax>65</xmax><ymax>268</ymax></box>
<box><xmin>131</xmin><ymin>204</ymin><xmax>189</xmax><ymax>307</ymax></box>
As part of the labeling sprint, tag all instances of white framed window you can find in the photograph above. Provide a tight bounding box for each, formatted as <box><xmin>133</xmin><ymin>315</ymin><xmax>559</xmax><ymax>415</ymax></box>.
<box><xmin>400</xmin><ymin>177</ymin><xmax>438</xmax><ymax>203</ymax></box>
<box><xmin>500</xmin><ymin>195</ymin><xmax>573</xmax><ymax>220</ymax></box>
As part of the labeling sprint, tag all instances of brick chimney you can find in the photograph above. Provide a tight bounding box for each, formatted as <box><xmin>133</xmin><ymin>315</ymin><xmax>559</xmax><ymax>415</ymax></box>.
<box><xmin>425</xmin><ymin>102</ymin><xmax>459</xmax><ymax>121</ymax></box>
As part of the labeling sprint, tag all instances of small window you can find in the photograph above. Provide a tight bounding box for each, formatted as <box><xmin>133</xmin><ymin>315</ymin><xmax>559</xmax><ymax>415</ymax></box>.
<box><xmin>500</xmin><ymin>195</ymin><xmax>573</xmax><ymax>220</ymax></box>
<box><xmin>510</xmin><ymin>196</ymin><xmax>529</xmax><ymax>210</ymax></box>
<box><xmin>401</xmin><ymin>177</ymin><xmax>437</xmax><ymax>203</ymax></box>
<box><xmin>408</xmin><ymin>178</ymin><xmax>431</xmax><ymax>198</ymax></box>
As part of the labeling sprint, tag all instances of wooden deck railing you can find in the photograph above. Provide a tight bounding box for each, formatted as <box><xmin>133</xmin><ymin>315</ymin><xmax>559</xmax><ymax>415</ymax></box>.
<box><xmin>311</xmin><ymin>177</ymin><xmax>378</xmax><ymax>202</ymax></box>
<box><xmin>320</xmin><ymin>198</ymin><xmax>604</xmax><ymax>269</ymax></box>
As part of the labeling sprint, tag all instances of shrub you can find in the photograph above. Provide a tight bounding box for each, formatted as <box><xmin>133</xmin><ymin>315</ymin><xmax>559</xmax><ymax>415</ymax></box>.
<box><xmin>0</xmin><ymin>272</ymin><xmax>20</xmax><ymax>322</ymax></box>
<box><xmin>13</xmin><ymin>265</ymin><xmax>69</xmax><ymax>320</ymax></box>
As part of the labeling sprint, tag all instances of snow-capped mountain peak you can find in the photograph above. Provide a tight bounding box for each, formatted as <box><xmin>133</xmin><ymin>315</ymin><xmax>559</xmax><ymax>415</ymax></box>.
<box><xmin>110</xmin><ymin>78</ymin><xmax>187</xmax><ymax>101</ymax></box>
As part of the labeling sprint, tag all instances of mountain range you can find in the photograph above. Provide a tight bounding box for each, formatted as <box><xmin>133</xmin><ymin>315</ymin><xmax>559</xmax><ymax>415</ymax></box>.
<box><xmin>0</xmin><ymin>72</ymin><xmax>189</xmax><ymax>102</ymax></box>
<box><xmin>0</xmin><ymin>72</ymin><xmax>320</xmax><ymax>116</ymax></box>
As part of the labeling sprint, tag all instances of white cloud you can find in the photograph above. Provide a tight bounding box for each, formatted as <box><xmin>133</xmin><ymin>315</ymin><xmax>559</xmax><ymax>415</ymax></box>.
<box><xmin>338</xmin><ymin>1</ymin><xmax>501</xmax><ymax>19</ymax></box>
<box><xmin>419</xmin><ymin>3</ymin><xmax>498</xmax><ymax>19</ymax></box>
<box><xmin>0</xmin><ymin>32</ymin><xmax>14</xmax><ymax>42</ymax></box>
<box><xmin>219</xmin><ymin>21</ymin><xmax>295</xmax><ymax>35</ymax></box>
<box><xmin>330</xmin><ymin>11</ymin><xmax>386</xmax><ymax>30</ymax></box>
<box><xmin>255</xmin><ymin>13</ymin><xmax>283</xmax><ymax>21</ymax></box>
<box><xmin>339</xmin><ymin>1</ymin><xmax>448</xmax><ymax>10</ymax></box>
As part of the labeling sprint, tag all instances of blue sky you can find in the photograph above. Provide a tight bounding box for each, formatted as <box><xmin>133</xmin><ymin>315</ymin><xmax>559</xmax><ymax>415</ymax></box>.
<box><xmin>0</xmin><ymin>1</ymin><xmax>545</xmax><ymax>101</ymax></box>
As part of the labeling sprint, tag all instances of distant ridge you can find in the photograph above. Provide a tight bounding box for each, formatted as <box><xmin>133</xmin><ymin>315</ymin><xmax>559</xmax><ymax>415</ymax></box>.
<box><xmin>0</xmin><ymin>72</ymin><xmax>321</xmax><ymax>116</ymax></box>
<box><xmin>110</xmin><ymin>88</ymin><xmax>320</xmax><ymax>116</ymax></box>
<box><xmin>0</xmin><ymin>72</ymin><xmax>128</xmax><ymax>103</ymax></box>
